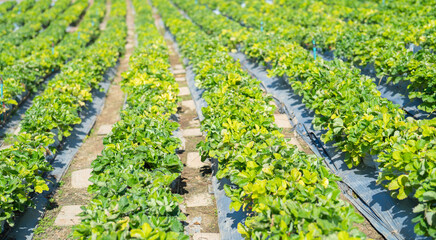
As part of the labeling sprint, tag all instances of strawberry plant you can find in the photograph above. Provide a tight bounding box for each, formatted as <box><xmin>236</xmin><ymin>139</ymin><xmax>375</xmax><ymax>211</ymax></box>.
<box><xmin>0</xmin><ymin>1</ymin><xmax>16</xmax><ymax>16</ymax></box>
<box><xmin>203</xmin><ymin>0</ymin><xmax>436</xmax><ymax>113</ymax></box>
<box><xmin>0</xmin><ymin>133</ymin><xmax>54</xmax><ymax>232</ymax></box>
<box><xmin>0</xmin><ymin>0</ymin><xmax>71</xmax><ymax>48</ymax></box>
<box><xmin>0</xmin><ymin>0</ymin><xmax>34</xmax><ymax>26</ymax></box>
<box><xmin>377</xmin><ymin>118</ymin><xmax>436</xmax><ymax>238</ymax></box>
<box><xmin>0</xmin><ymin>0</ymin><xmax>105</xmax><ymax>124</ymax></box>
<box><xmin>154</xmin><ymin>0</ymin><xmax>366</xmax><ymax>238</ymax></box>
<box><xmin>164</xmin><ymin>0</ymin><xmax>436</xmax><ymax>237</ymax></box>
<box><xmin>0</xmin><ymin>0</ymin><xmax>124</xmax><ymax>233</ymax></box>
<box><xmin>73</xmin><ymin>2</ymin><xmax>188</xmax><ymax>238</ymax></box>
<box><xmin>0</xmin><ymin>0</ymin><xmax>88</xmax><ymax>68</ymax></box>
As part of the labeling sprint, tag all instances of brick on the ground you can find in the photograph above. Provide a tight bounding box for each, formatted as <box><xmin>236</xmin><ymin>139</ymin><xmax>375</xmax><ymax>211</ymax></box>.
<box><xmin>182</xmin><ymin>100</ymin><xmax>196</xmax><ymax>111</ymax></box>
<box><xmin>54</xmin><ymin>205</ymin><xmax>83</xmax><ymax>226</ymax></box>
<box><xmin>186</xmin><ymin>193</ymin><xmax>213</xmax><ymax>207</ymax></box>
<box><xmin>187</xmin><ymin>152</ymin><xmax>208</xmax><ymax>169</ymax></box>
<box><xmin>174</xmin><ymin>64</ymin><xmax>184</xmax><ymax>70</ymax></box>
<box><xmin>71</xmin><ymin>168</ymin><xmax>92</xmax><ymax>189</ymax></box>
<box><xmin>274</xmin><ymin>114</ymin><xmax>292</xmax><ymax>128</ymax></box>
<box><xmin>173</xmin><ymin>69</ymin><xmax>186</xmax><ymax>75</ymax></box>
<box><xmin>97</xmin><ymin>124</ymin><xmax>113</xmax><ymax>135</ymax></box>
<box><xmin>182</xmin><ymin>128</ymin><xmax>202</xmax><ymax>137</ymax></box>
<box><xmin>193</xmin><ymin>233</ymin><xmax>221</xmax><ymax>240</ymax></box>
<box><xmin>175</xmin><ymin>76</ymin><xmax>186</xmax><ymax>82</ymax></box>
<box><xmin>178</xmin><ymin>87</ymin><xmax>191</xmax><ymax>96</ymax></box>
<box><xmin>188</xmin><ymin>118</ymin><xmax>201</xmax><ymax>128</ymax></box>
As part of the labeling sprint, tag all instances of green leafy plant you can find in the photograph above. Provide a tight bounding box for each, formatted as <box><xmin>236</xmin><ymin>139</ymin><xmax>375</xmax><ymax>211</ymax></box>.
<box><xmin>202</xmin><ymin>0</ymin><xmax>436</xmax><ymax>113</ymax></box>
<box><xmin>72</xmin><ymin>2</ymin><xmax>188</xmax><ymax>239</ymax></box>
<box><xmin>160</xmin><ymin>0</ymin><xmax>436</xmax><ymax>237</ymax></box>
<box><xmin>0</xmin><ymin>0</ymin><xmax>123</xmax><ymax>233</ymax></box>
<box><xmin>154</xmin><ymin>0</ymin><xmax>366</xmax><ymax>238</ymax></box>
<box><xmin>0</xmin><ymin>0</ymin><xmax>96</xmax><ymax>122</ymax></box>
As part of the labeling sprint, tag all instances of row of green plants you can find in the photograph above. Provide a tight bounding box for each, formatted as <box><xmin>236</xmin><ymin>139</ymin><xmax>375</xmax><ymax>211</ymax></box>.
<box><xmin>0</xmin><ymin>1</ymin><xmax>16</xmax><ymax>16</ymax></box>
<box><xmin>225</xmin><ymin>0</ymin><xmax>436</xmax><ymax>48</ymax></box>
<box><xmin>265</xmin><ymin>0</ymin><xmax>436</xmax><ymax>55</ymax></box>
<box><xmin>170</xmin><ymin>0</ymin><xmax>436</xmax><ymax>237</ymax></box>
<box><xmin>0</xmin><ymin>0</ymin><xmax>116</xmax><ymax>233</ymax></box>
<box><xmin>0</xmin><ymin>0</ymin><xmax>104</xmax><ymax>124</ymax></box>
<box><xmin>0</xmin><ymin>0</ymin><xmax>71</xmax><ymax>48</ymax></box>
<box><xmin>205</xmin><ymin>0</ymin><xmax>436</xmax><ymax>113</ymax></box>
<box><xmin>270</xmin><ymin>0</ymin><xmax>436</xmax><ymax>42</ymax></box>
<box><xmin>0</xmin><ymin>0</ymin><xmax>34</xmax><ymax>26</ymax></box>
<box><xmin>0</xmin><ymin>0</ymin><xmax>88</xmax><ymax>68</ymax></box>
<box><xmin>19</xmin><ymin>1</ymin><xmax>121</xmax><ymax>141</ymax></box>
<box><xmin>155</xmin><ymin>0</ymin><xmax>367</xmax><ymax>239</ymax></box>
<box><xmin>73</xmin><ymin>1</ymin><xmax>188</xmax><ymax>239</ymax></box>
<box><xmin>0</xmin><ymin>0</ymin><xmax>50</xmax><ymax>40</ymax></box>
<box><xmin>279</xmin><ymin>0</ymin><xmax>436</xmax><ymax>48</ymax></box>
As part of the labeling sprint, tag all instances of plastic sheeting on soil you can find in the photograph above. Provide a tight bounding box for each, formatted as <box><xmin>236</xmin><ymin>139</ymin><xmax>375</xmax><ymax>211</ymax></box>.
<box><xmin>230</xmin><ymin>51</ymin><xmax>430</xmax><ymax>240</ymax></box>
<box><xmin>0</xmin><ymin>71</ymin><xmax>59</xmax><ymax>146</ymax></box>
<box><xmin>310</xmin><ymin>47</ymin><xmax>435</xmax><ymax>120</ymax></box>
<box><xmin>161</xmin><ymin>23</ymin><xmax>246</xmax><ymax>239</ymax></box>
<box><xmin>157</xmin><ymin>13</ymin><xmax>430</xmax><ymax>239</ymax></box>
<box><xmin>348</xmin><ymin>59</ymin><xmax>434</xmax><ymax>121</ymax></box>
<box><xmin>6</xmin><ymin>63</ymin><xmax>118</xmax><ymax>240</ymax></box>
<box><xmin>211</xmin><ymin>3</ymin><xmax>434</xmax><ymax>120</ymax></box>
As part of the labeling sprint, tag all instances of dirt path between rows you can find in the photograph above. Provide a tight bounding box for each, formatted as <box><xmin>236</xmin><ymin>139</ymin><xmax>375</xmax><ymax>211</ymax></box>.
<box><xmin>67</xmin><ymin>0</ymin><xmax>96</xmax><ymax>32</ymax></box>
<box><xmin>153</xmin><ymin>9</ymin><xmax>220</xmax><ymax>239</ymax></box>
<box><xmin>32</xmin><ymin>0</ymin><xmax>135</xmax><ymax>239</ymax></box>
<box><xmin>99</xmin><ymin>0</ymin><xmax>111</xmax><ymax>30</ymax></box>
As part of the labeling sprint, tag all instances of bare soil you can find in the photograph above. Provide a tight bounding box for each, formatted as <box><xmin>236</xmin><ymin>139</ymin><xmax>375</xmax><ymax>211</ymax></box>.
<box><xmin>99</xmin><ymin>0</ymin><xmax>111</xmax><ymax>30</ymax></box>
<box><xmin>32</xmin><ymin>0</ymin><xmax>135</xmax><ymax>239</ymax></box>
<box><xmin>153</xmin><ymin>10</ymin><xmax>220</xmax><ymax>236</ymax></box>
<box><xmin>339</xmin><ymin>194</ymin><xmax>385</xmax><ymax>240</ymax></box>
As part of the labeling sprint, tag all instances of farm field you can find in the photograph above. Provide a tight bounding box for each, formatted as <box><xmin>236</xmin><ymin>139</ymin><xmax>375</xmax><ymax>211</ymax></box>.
<box><xmin>0</xmin><ymin>0</ymin><xmax>434</xmax><ymax>240</ymax></box>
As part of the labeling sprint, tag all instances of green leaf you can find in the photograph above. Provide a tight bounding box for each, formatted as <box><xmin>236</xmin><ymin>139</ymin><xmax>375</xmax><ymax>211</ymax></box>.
<box><xmin>425</xmin><ymin>211</ymin><xmax>435</xmax><ymax>227</ymax></box>
<box><xmin>229</xmin><ymin>200</ymin><xmax>242</xmax><ymax>211</ymax></box>
<box><xmin>388</xmin><ymin>179</ymin><xmax>400</xmax><ymax>191</ymax></box>
<box><xmin>416</xmin><ymin>139</ymin><xmax>426</xmax><ymax>150</ymax></box>
<box><xmin>422</xmin><ymin>191</ymin><xmax>436</xmax><ymax>202</ymax></box>
<box><xmin>413</xmin><ymin>204</ymin><xmax>425</xmax><ymax>213</ymax></box>
<box><xmin>392</xmin><ymin>151</ymin><xmax>401</xmax><ymax>161</ymax></box>
<box><xmin>6</xmin><ymin>99</ymin><xmax>18</xmax><ymax>105</ymax></box>
<box><xmin>130</xmin><ymin>229</ymin><xmax>145</xmax><ymax>239</ymax></box>
<box><xmin>397</xmin><ymin>187</ymin><xmax>408</xmax><ymax>200</ymax></box>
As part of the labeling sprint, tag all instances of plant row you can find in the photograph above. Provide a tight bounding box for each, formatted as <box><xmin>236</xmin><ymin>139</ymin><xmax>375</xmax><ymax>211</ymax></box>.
<box><xmin>0</xmin><ymin>0</ymin><xmax>88</xmax><ymax>68</ymax></box>
<box><xmin>155</xmin><ymin>0</ymin><xmax>367</xmax><ymax>239</ymax></box>
<box><xmin>0</xmin><ymin>0</ymin><xmax>121</xmax><ymax>233</ymax></box>
<box><xmin>239</xmin><ymin>0</ymin><xmax>436</xmax><ymax>50</ymax></box>
<box><xmin>170</xmin><ymin>0</ymin><xmax>436</xmax><ymax>237</ymax></box>
<box><xmin>0</xmin><ymin>0</ymin><xmax>70</xmax><ymax>48</ymax></box>
<box><xmin>0</xmin><ymin>0</ymin><xmax>50</xmax><ymax>41</ymax></box>
<box><xmin>19</xmin><ymin>1</ymin><xmax>119</xmax><ymax>140</ymax></box>
<box><xmin>204</xmin><ymin>0</ymin><xmax>436</xmax><ymax>113</ymax></box>
<box><xmin>0</xmin><ymin>0</ymin><xmax>104</xmax><ymax>124</ymax></box>
<box><xmin>72</xmin><ymin>1</ymin><xmax>188</xmax><ymax>239</ymax></box>
<box><xmin>278</xmin><ymin>0</ymin><xmax>436</xmax><ymax>51</ymax></box>
<box><xmin>0</xmin><ymin>0</ymin><xmax>34</xmax><ymax>26</ymax></box>
<box><xmin>0</xmin><ymin>1</ymin><xmax>16</xmax><ymax>16</ymax></box>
